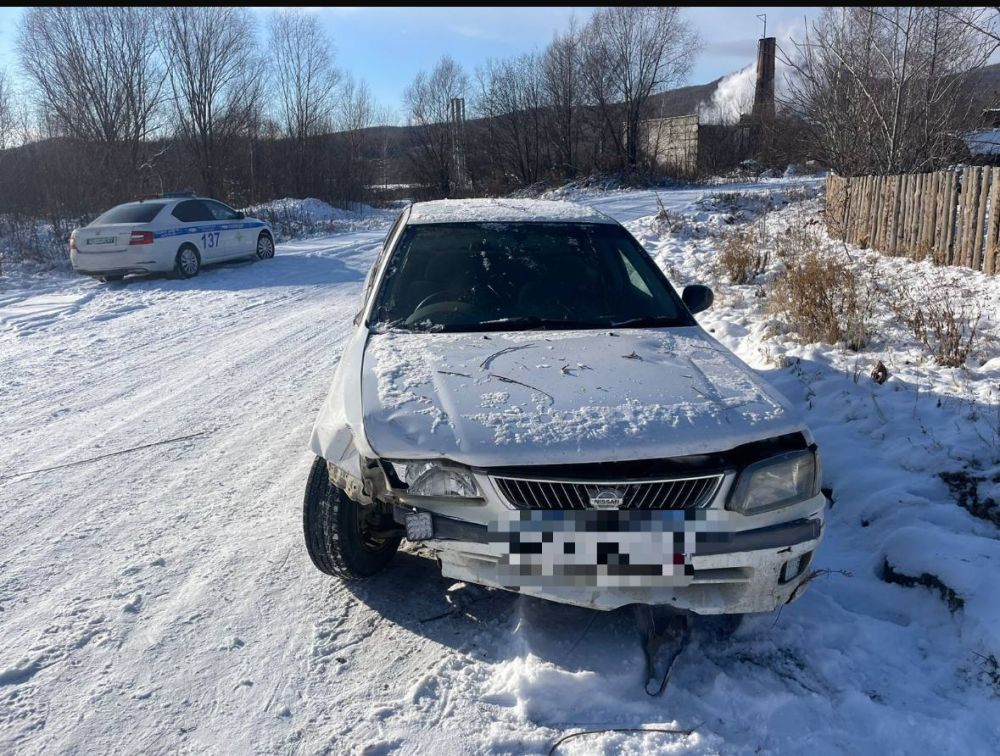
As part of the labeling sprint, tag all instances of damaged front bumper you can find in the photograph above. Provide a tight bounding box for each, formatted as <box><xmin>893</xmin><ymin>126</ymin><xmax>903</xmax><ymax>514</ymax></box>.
<box><xmin>394</xmin><ymin>499</ymin><xmax>825</xmax><ymax>614</ymax></box>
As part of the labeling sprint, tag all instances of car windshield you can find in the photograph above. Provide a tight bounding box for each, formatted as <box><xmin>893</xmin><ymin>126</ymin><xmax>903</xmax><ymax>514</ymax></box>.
<box><xmin>370</xmin><ymin>222</ymin><xmax>691</xmax><ymax>332</ymax></box>
<box><xmin>92</xmin><ymin>202</ymin><xmax>166</xmax><ymax>225</ymax></box>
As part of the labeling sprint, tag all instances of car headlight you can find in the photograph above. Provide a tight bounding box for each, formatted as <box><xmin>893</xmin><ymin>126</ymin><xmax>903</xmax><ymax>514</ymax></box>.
<box><xmin>728</xmin><ymin>449</ymin><xmax>820</xmax><ymax>514</ymax></box>
<box><xmin>386</xmin><ymin>460</ymin><xmax>480</xmax><ymax>498</ymax></box>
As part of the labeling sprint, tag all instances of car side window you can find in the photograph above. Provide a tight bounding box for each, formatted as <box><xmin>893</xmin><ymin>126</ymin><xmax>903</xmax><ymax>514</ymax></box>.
<box><xmin>618</xmin><ymin>251</ymin><xmax>652</xmax><ymax>296</ymax></box>
<box><xmin>204</xmin><ymin>200</ymin><xmax>241</xmax><ymax>221</ymax></box>
<box><xmin>172</xmin><ymin>200</ymin><xmax>213</xmax><ymax>223</ymax></box>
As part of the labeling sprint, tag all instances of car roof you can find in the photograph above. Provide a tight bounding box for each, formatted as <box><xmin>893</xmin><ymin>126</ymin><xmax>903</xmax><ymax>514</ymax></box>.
<box><xmin>127</xmin><ymin>195</ymin><xmax>223</xmax><ymax>205</ymax></box>
<box><xmin>405</xmin><ymin>198</ymin><xmax>617</xmax><ymax>226</ymax></box>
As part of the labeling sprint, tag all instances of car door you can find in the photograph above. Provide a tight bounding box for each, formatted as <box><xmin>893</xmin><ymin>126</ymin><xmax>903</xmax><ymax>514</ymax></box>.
<box><xmin>171</xmin><ymin>200</ymin><xmax>222</xmax><ymax>259</ymax></box>
<box><xmin>203</xmin><ymin>200</ymin><xmax>246</xmax><ymax>258</ymax></box>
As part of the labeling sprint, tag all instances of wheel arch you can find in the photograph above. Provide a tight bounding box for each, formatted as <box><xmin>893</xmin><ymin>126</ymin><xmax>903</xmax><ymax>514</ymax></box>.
<box><xmin>177</xmin><ymin>239</ymin><xmax>202</xmax><ymax>260</ymax></box>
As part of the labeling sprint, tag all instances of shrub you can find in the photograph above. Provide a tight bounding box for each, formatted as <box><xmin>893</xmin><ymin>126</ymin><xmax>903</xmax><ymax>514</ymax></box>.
<box><xmin>892</xmin><ymin>290</ymin><xmax>981</xmax><ymax>368</ymax></box>
<box><xmin>718</xmin><ymin>227</ymin><xmax>770</xmax><ymax>284</ymax></box>
<box><xmin>0</xmin><ymin>215</ymin><xmax>75</xmax><ymax>275</ymax></box>
<box><xmin>768</xmin><ymin>251</ymin><xmax>874</xmax><ymax>350</ymax></box>
<box><xmin>250</xmin><ymin>205</ymin><xmax>337</xmax><ymax>242</ymax></box>
<box><xmin>653</xmin><ymin>193</ymin><xmax>685</xmax><ymax>233</ymax></box>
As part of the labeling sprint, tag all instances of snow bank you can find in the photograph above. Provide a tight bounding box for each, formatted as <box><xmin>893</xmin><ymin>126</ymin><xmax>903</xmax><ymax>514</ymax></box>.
<box><xmin>614</xmin><ymin>184</ymin><xmax>1000</xmax><ymax>696</ymax></box>
<box><xmin>243</xmin><ymin>197</ymin><xmax>395</xmax><ymax>241</ymax></box>
<box><xmin>249</xmin><ymin>197</ymin><xmax>379</xmax><ymax>223</ymax></box>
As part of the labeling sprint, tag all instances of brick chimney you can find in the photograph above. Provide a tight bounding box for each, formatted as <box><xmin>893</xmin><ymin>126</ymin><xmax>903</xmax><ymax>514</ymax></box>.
<box><xmin>752</xmin><ymin>37</ymin><xmax>776</xmax><ymax>122</ymax></box>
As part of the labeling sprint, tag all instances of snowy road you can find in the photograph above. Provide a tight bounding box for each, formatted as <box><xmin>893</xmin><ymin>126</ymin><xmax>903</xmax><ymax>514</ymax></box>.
<box><xmin>2</xmin><ymin>183</ymin><xmax>998</xmax><ymax>754</ymax></box>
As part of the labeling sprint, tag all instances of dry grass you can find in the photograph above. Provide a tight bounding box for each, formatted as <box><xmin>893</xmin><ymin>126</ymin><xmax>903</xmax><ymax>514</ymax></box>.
<box><xmin>717</xmin><ymin>227</ymin><xmax>770</xmax><ymax>284</ymax></box>
<box><xmin>891</xmin><ymin>290</ymin><xmax>982</xmax><ymax>368</ymax></box>
<box><xmin>768</xmin><ymin>251</ymin><xmax>876</xmax><ymax>350</ymax></box>
<box><xmin>772</xmin><ymin>212</ymin><xmax>825</xmax><ymax>262</ymax></box>
<box><xmin>653</xmin><ymin>194</ymin><xmax>685</xmax><ymax>234</ymax></box>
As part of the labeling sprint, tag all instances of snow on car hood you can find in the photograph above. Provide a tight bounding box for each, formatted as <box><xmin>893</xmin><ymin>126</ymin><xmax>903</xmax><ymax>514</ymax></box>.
<box><xmin>360</xmin><ymin>327</ymin><xmax>805</xmax><ymax>467</ymax></box>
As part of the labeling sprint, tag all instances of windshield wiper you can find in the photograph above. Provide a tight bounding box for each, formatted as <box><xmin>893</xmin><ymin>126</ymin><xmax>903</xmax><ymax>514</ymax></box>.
<box><xmin>372</xmin><ymin>318</ymin><xmax>440</xmax><ymax>333</ymax></box>
<box><xmin>452</xmin><ymin>316</ymin><xmax>606</xmax><ymax>332</ymax></box>
<box><xmin>609</xmin><ymin>315</ymin><xmax>687</xmax><ymax>329</ymax></box>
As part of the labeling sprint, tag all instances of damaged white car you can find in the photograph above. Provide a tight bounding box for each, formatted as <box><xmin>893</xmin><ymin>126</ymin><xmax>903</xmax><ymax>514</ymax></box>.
<box><xmin>304</xmin><ymin>199</ymin><xmax>826</xmax><ymax>614</ymax></box>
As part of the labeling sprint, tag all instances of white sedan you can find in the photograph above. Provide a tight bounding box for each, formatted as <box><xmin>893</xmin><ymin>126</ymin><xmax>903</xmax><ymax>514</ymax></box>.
<box><xmin>303</xmin><ymin>198</ymin><xmax>826</xmax><ymax>615</ymax></box>
<box><xmin>70</xmin><ymin>193</ymin><xmax>274</xmax><ymax>282</ymax></box>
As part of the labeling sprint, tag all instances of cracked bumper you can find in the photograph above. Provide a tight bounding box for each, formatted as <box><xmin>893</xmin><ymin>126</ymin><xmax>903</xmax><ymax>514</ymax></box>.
<box><xmin>400</xmin><ymin>506</ymin><xmax>825</xmax><ymax>613</ymax></box>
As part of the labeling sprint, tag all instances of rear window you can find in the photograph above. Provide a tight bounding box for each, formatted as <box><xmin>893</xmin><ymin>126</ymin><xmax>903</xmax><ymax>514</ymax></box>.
<box><xmin>92</xmin><ymin>202</ymin><xmax>166</xmax><ymax>225</ymax></box>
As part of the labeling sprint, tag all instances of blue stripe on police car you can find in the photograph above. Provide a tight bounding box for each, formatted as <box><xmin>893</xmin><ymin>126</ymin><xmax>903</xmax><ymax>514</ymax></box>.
<box><xmin>155</xmin><ymin>221</ymin><xmax>265</xmax><ymax>239</ymax></box>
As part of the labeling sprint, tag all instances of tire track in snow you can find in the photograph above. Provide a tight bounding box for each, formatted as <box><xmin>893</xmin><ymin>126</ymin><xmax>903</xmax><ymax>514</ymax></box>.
<box><xmin>0</xmin><ymin>234</ymin><xmax>384</xmax><ymax>753</ymax></box>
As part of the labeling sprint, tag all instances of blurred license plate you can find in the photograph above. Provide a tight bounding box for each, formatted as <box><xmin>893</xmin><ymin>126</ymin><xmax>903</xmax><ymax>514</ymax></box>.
<box><xmin>89</xmin><ymin>237</ymin><xmax>115</xmax><ymax>245</ymax></box>
<box><xmin>487</xmin><ymin>509</ymin><xmax>709</xmax><ymax>587</ymax></box>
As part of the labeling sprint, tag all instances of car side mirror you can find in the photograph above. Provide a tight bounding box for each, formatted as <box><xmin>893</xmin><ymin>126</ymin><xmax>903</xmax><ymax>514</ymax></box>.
<box><xmin>682</xmin><ymin>284</ymin><xmax>714</xmax><ymax>315</ymax></box>
<box><xmin>235</xmin><ymin>211</ymin><xmax>245</xmax><ymax>220</ymax></box>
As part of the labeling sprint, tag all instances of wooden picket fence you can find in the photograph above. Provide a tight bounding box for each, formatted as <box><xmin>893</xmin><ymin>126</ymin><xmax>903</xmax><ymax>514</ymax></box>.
<box><xmin>825</xmin><ymin>167</ymin><xmax>1000</xmax><ymax>274</ymax></box>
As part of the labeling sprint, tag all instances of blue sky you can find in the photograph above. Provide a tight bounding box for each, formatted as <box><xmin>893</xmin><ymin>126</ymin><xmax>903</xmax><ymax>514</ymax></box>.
<box><xmin>0</xmin><ymin>6</ymin><xmax>820</xmax><ymax>116</ymax></box>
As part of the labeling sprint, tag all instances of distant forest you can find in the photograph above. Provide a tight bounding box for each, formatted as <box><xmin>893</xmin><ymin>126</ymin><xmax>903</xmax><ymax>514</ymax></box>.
<box><xmin>0</xmin><ymin>6</ymin><xmax>998</xmax><ymax>223</ymax></box>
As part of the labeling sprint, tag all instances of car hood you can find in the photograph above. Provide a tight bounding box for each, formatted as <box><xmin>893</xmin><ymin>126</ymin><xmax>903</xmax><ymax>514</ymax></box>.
<box><xmin>360</xmin><ymin>327</ymin><xmax>805</xmax><ymax>467</ymax></box>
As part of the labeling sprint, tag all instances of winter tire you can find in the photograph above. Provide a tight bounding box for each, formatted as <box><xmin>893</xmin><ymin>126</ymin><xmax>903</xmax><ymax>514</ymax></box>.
<box><xmin>256</xmin><ymin>232</ymin><xmax>275</xmax><ymax>260</ymax></box>
<box><xmin>303</xmin><ymin>456</ymin><xmax>401</xmax><ymax>579</ymax></box>
<box><xmin>174</xmin><ymin>244</ymin><xmax>201</xmax><ymax>278</ymax></box>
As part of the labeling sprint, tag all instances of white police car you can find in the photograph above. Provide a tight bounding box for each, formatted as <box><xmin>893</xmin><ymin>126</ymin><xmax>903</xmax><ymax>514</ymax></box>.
<box><xmin>69</xmin><ymin>193</ymin><xmax>274</xmax><ymax>282</ymax></box>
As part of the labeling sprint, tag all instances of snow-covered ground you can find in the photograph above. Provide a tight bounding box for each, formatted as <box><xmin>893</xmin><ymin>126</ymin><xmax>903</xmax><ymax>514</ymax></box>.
<box><xmin>2</xmin><ymin>178</ymin><xmax>999</xmax><ymax>754</ymax></box>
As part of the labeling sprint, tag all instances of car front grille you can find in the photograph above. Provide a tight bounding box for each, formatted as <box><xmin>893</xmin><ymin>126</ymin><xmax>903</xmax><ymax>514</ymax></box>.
<box><xmin>491</xmin><ymin>474</ymin><xmax>724</xmax><ymax>511</ymax></box>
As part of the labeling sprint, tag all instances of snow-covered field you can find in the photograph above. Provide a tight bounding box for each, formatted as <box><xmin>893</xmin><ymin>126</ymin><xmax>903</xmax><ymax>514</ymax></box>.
<box><xmin>2</xmin><ymin>179</ymin><xmax>999</xmax><ymax>754</ymax></box>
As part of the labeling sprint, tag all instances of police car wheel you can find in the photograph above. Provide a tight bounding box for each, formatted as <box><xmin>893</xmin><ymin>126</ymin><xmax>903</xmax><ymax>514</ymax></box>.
<box><xmin>256</xmin><ymin>232</ymin><xmax>274</xmax><ymax>260</ymax></box>
<box><xmin>174</xmin><ymin>245</ymin><xmax>201</xmax><ymax>278</ymax></box>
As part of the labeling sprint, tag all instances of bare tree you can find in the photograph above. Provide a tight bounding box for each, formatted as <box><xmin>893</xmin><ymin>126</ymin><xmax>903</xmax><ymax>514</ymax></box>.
<box><xmin>579</xmin><ymin>7</ymin><xmax>700</xmax><ymax>174</ymax></box>
<box><xmin>0</xmin><ymin>69</ymin><xmax>14</xmax><ymax>151</ymax></box>
<box><xmin>162</xmin><ymin>7</ymin><xmax>265</xmax><ymax>197</ymax></box>
<box><xmin>403</xmin><ymin>56</ymin><xmax>469</xmax><ymax>196</ymax></box>
<box><xmin>474</xmin><ymin>54</ymin><xmax>548</xmax><ymax>187</ymax></box>
<box><xmin>268</xmin><ymin>9</ymin><xmax>340</xmax><ymax>196</ymax></box>
<box><xmin>336</xmin><ymin>76</ymin><xmax>378</xmax><ymax>203</ymax></box>
<box><xmin>542</xmin><ymin>20</ymin><xmax>583</xmax><ymax>178</ymax></box>
<box><xmin>17</xmin><ymin>7</ymin><xmax>165</xmax><ymax>196</ymax></box>
<box><xmin>371</xmin><ymin>105</ymin><xmax>401</xmax><ymax>190</ymax></box>
<box><xmin>782</xmin><ymin>6</ymin><xmax>996</xmax><ymax>174</ymax></box>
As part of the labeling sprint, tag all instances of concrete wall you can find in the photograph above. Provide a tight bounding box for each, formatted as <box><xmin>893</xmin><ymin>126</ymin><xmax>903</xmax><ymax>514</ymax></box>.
<box><xmin>638</xmin><ymin>114</ymin><xmax>700</xmax><ymax>177</ymax></box>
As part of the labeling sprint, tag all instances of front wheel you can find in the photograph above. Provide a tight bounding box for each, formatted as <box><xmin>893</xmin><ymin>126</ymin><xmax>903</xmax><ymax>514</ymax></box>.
<box><xmin>255</xmin><ymin>232</ymin><xmax>274</xmax><ymax>260</ymax></box>
<box><xmin>303</xmin><ymin>456</ymin><xmax>401</xmax><ymax>579</ymax></box>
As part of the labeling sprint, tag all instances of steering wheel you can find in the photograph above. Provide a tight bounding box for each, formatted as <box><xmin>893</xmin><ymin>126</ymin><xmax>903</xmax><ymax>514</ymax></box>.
<box><xmin>405</xmin><ymin>286</ymin><xmax>505</xmax><ymax>325</ymax></box>
<box><xmin>405</xmin><ymin>300</ymin><xmax>478</xmax><ymax>324</ymax></box>
<box><xmin>412</xmin><ymin>290</ymin><xmax>454</xmax><ymax>312</ymax></box>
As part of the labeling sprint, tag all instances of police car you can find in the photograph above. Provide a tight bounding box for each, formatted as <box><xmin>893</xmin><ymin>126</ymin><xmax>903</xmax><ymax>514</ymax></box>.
<box><xmin>69</xmin><ymin>193</ymin><xmax>274</xmax><ymax>282</ymax></box>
